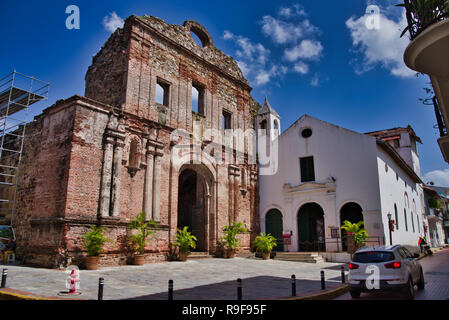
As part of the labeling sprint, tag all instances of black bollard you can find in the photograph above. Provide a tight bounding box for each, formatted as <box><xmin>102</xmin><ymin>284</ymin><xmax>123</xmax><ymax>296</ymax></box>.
<box><xmin>237</xmin><ymin>278</ymin><xmax>242</xmax><ymax>300</ymax></box>
<box><xmin>98</xmin><ymin>277</ymin><xmax>104</xmax><ymax>300</ymax></box>
<box><xmin>320</xmin><ymin>270</ymin><xmax>325</xmax><ymax>290</ymax></box>
<box><xmin>168</xmin><ymin>279</ymin><xmax>173</xmax><ymax>300</ymax></box>
<box><xmin>1</xmin><ymin>269</ymin><xmax>7</xmax><ymax>288</ymax></box>
<box><xmin>291</xmin><ymin>274</ymin><xmax>296</xmax><ymax>296</ymax></box>
<box><xmin>341</xmin><ymin>266</ymin><xmax>345</xmax><ymax>284</ymax></box>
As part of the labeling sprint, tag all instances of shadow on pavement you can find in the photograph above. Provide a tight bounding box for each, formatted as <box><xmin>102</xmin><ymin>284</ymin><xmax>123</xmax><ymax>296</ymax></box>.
<box><xmin>126</xmin><ymin>275</ymin><xmax>342</xmax><ymax>300</ymax></box>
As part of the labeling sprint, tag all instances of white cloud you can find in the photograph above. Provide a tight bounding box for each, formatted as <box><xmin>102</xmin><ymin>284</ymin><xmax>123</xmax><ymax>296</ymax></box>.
<box><xmin>423</xmin><ymin>169</ymin><xmax>449</xmax><ymax>187</ymax></box>
<box><xmin>223</xmin><ymin>4</ymin><xmax>323</xmax><ymax>87</ymax></box>
<box><xmin>310</xmin><ymin>73</ymin><xmax>320</xmax><ymax>86</ymax></box>
<box><xmin>293</xmin><ymin>61</ymin><xmax>309</xmax><ymax>74</ymax></box>
<box><xmin>260</xmin><ymin>15</ymin><xmax>303</xmax><ymax>44</ymax></box>
<box><xmin>279</xmin><ymin>3</ymin><xmax>306</xmax><ymax>18</ymax></box>
<box><xmin>284</xmin><ymin>39</ymin><xmax>323</xmax><ymax>62</ymax></box>
<box><xmin>345</xmin><ymin>10</ymin><xmax>415</xmax><ymax>78</ymax></box>
<box><xmin>102</xmin><ymin>12</ymin><xmax>124</xmax><ymax>33</ymax></box>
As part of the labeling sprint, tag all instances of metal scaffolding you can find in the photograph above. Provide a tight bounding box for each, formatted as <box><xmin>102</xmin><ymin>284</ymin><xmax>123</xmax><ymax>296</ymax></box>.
<box><xmin>0</xmin><ymin>71</ymin><xmax>49</xmax><ymax>225</ymax></box>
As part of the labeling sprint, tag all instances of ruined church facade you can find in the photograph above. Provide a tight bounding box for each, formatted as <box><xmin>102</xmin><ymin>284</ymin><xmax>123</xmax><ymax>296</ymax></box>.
<box><xmin>14</xmin><ymin>15</ymin><xmax>260</xmax><ymax>268</ymax></box>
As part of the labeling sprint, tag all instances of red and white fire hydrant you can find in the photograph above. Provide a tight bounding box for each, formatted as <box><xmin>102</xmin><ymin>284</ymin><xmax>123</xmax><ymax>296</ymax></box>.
<box><xmin>66</xmin><ymin>268</ymin><xmax>80</xmax><ymax>294</ymax></box>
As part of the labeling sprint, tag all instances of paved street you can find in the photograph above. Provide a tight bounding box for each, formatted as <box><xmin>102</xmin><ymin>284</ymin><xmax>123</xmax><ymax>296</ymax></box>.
<box><xmin>0</xmin><ymin>257</ymin><xmax>345</xmax><ymax>300</ymax></box>
<box><xmin>335</xmin><ymin>247</ymin><xmax>449</xmax><ymax>300</ymax></box>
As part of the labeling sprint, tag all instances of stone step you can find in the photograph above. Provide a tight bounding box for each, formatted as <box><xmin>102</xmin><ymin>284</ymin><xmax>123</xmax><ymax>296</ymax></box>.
<box><xmin>188</xmin><ymin>252</ymin><xmax>213</xmax><ymax>259</ymax></box>
<box><xmin>273</xmin><ymin>252</ymin><xmax>325</xmax><ymax>263</ymax></box>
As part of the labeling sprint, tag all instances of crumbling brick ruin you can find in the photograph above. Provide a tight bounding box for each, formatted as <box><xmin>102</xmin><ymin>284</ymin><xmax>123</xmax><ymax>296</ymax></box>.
<box><xmin>13</xmin><ymin>15</ymin><xmax>260</xmax><ymax>268</ymax></box>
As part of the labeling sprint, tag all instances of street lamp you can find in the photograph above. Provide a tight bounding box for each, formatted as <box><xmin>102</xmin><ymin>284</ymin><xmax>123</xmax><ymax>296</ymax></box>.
<box><xmin>387</xmin><ymin>213</ymin><xmax>392</xmax><ymax>245</ymax></box>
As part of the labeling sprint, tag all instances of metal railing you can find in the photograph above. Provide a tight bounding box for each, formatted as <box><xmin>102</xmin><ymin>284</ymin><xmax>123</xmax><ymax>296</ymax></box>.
<box><xmin>401</xmin><ymin>0</ymin><xmax>449</xmax><ymax>40</ymax></box>
<box><xmin>275</xmin><ymin>236</ymin><xmax>385</xmax><ymax>253</ymax></box>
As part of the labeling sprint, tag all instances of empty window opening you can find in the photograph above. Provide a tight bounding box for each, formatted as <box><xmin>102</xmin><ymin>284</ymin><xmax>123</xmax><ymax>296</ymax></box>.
<box><xmin>300</xmin><ymin>156</ymin><xmax>315</xmax><ymax>183</ymax></box>
<box><xmin>259</xmin><ymin>119</ymin><xmax>267</xmax><ymax>135</ymax></box>
<box><xmin>190</xmin><ymin>31</ymin><xmax>204</xmax><ymax>47</ymax></box>
<box><xmin>222</xmin><ymin>110</ymin><xmax>232</xmax><ymax>130</ymax></box>
<box><xmin>155</xmin><ymin>80</ymin><xmax>170</xmax><ymax>107</ymax></box>
<box><xmin>192</xmin><ymin>83</ymin><xmax>205</xmax><ymax>115</ymax></box>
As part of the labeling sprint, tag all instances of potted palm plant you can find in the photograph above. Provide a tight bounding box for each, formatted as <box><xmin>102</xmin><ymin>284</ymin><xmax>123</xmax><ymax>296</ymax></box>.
<box><xmin>128</xmin><ymin>211</ymin><xmax>158</xmax><ymax>265</ymax></box>
<box><xmin>172</xmin><ymin>226</ymin><xmax>197</xmax><ymax>261</ymax></box>
<box><xmin>341</xmin><ymin>220</ymin><xmax>368</xmax><ymax>254</ymax></box>
<box><xmin>252</xmin><ymin>233</ymin><xmax>277</xmax><ymax>260</ymax></box>
<box><xmin>220</xmin><ymin>222</ymin><xmax>247</xmax><ymax>258</ymax></box>
<box><xmin>82</xmin><ymin>226</ymin><xmax>111</xmax><ymax>270</ymax></box>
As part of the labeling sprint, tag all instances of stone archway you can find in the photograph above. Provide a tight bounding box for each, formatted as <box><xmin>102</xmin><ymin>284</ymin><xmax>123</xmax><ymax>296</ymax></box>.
<box><xmin>297</xmin><ymin>203</ymin><xmax>325</xmax><ymax>252</ymax></box>
<box><xmin>177</xmin><ymin>164</ymin><xmax>214</xmax><ymax>253</ymax></box>
<box><xmin>340</xmin><ymin>202</ymin><xmax>364</xmax><ymax>251</ymax></box>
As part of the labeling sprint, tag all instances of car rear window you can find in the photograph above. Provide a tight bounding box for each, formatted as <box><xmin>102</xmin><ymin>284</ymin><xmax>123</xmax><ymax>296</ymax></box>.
<box><xmin>353</xmin><ymin>251</ymin><xmax>395</xmax><ymax>263</ymax></box>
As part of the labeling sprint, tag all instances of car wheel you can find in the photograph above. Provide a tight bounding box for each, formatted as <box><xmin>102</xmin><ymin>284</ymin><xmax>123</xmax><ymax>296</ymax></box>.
<box><xmin>403</xmin><ymin>277</ymin><xmax>414</xmax><ymax>300</ymax></box>
<box><xmin>349</xmin><ymin>290</ymin><xmax>361</xmax><ymax>299</ymax></box>
<box><xmin>417</xmin><ymin>269</ymin><xmax>425</xmax><ymax>291</ymax></box>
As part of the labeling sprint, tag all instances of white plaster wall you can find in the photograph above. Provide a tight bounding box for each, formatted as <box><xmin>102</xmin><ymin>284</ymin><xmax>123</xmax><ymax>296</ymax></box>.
<box><xmin>376</xmin><ymin>147</ymin><xmax>425</xmax><ymax>248</ymax></box>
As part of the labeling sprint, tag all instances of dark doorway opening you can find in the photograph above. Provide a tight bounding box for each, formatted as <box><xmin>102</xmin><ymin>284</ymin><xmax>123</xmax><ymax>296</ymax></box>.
<box><xmin>297</xmin><ymin>203</ymin><xmax>325</xmax><ymax>252</ymax></box>
<box><xmin>177</xmin><ymin>169</ymin><xmax>206</xmax><ymax>252</ymax></box>
<box><xmin>340</xmin><ymin>202</ymin><xmax>363</xmax><ymax>252</ymax></box>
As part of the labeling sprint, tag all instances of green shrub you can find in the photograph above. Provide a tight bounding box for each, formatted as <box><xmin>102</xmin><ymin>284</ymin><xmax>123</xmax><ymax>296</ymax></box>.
<box><xmin>82</xmin><ymin>226</ymin><xmax>111</xmax><ymax>257</ymax></box>
<box><xmin>252</xmin><ymin>233</ymin><xmax>277</xmax><ymax>254</ymax></box>
<box><xmin>128</xmin><ymin>211</ymin><xmax>158</xmax><ymax>255</ymax></box>
<box><xmin>173</xmin><ymin>226</ymin><xmax>197</xmax><ymax>254</ymax></box>
<box><xmin>220</xmin><ymin>222</ymin><xmax>247</xmax><ymax>251</ymax></box>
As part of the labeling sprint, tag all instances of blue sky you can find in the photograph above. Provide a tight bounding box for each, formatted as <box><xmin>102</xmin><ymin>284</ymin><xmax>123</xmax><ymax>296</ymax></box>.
<box><xmin>1</xmin><ymin>0</ymin><xmax>448</xmax><ymax>185</ymax></box>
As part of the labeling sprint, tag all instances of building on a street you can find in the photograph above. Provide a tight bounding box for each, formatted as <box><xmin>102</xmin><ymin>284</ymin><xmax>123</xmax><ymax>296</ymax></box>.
<box><xmin>258</xmin><ymin>110</ymin><xmax>430</xmax><ymax>257</ymax></box>
<box><xmin>423</xmin><ymin>185</ymin><xmax>449</xmax><ymax>246</ymax></box>
<box><xmin>12</xmin><ymin>15</ymin><xmax>260</xmax><ymax>268</ymax></box>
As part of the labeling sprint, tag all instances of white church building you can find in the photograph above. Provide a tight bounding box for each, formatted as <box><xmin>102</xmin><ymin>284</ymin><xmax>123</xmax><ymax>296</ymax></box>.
<box><xmin>257</xmin><ymin>98</ymin><xmax>430</xmax><ymax>255</ymax></box>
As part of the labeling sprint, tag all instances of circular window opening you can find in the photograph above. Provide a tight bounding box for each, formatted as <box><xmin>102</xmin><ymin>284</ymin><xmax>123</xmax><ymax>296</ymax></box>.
<box><xmin>301</xmin><ymin>128</ymin><xmax>312</xmax><ymax>138</ymax></box>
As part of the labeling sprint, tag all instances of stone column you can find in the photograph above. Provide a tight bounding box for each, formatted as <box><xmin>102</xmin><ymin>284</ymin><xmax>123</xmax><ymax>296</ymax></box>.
<box><xmin>152</xmin><ymin>151</ymin><xmax>163</xmax><ymax>222</ymax></box>
<box><xmin>111</xmin><ymin>140</ymin><xmax>124</xmax><ymax>217</ymax></box>
<box><xmin>99</xmin><ymin>136</ymin><xmax>115</xmax><ymax>217</ymax></box>
<box><xmin>228</xmin><ymin>171</ymin><xmax>234</xmax><ymax>224</ymax></box>
<box><xmin>143</xmin><ymin>144</ymin><xmax>155</xmax><ymax>220</ymax></box>
<box><xmin>234</xmin><ymin>169</ymin><xmax>240</xmax><ymax>221</ymax></box>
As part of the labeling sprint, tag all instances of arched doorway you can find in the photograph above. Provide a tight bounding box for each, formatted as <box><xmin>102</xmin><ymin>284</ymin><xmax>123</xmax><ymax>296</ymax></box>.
<box><xmin>265</xmin><ymin>209</ymin><xmax>284</xmax><ymax>252</ymax></box>
<box><xmin>297</xmin><ymin>203</ymin><xmax>325</xmax><ymax>252</ymax></box>
<box><xmin>177</xmin><ymin>165</ymin><xmax>213</xmax><ymax>252</ymax></box>
<box><xmin>340</xmin><ymin>202</ymin><xmax>363</xmax><ymax>251</ymax></box>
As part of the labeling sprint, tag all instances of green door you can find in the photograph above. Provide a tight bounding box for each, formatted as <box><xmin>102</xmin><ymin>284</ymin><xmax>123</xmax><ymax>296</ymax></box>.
<box><xmin>265</xmin><ymin>209</ymin><xmax>284</xmax><ymax>252</ymax></box>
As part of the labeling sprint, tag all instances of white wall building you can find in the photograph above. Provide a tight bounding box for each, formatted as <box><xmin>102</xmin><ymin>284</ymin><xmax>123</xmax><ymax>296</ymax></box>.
<box><xmin>258</xmin><ymin>107</ymin><xmax>430</xmax><ymax>254</ymax></box>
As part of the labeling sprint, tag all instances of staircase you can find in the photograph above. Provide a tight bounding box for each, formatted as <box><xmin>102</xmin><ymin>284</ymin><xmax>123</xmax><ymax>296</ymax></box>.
<box><xmin>273</xmin><ymin>252</ymin><xmax>325</xmax><ymax>263</ymax></box>
<box><xmin>188</xmin><ymin>252</ymin><xmax>213</xmax><ymax>260</ymax></box>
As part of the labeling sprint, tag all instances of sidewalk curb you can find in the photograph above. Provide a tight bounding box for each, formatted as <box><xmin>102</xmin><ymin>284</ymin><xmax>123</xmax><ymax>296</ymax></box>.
<box><xmin>0</xmin><ymin>288</ymin><xmax>86</xmax><ymax>300</ymax></box>
<box><xmin>279</xmin><ymin>283</ymin><xmax>349</xmax><ymax>301</ymax></box>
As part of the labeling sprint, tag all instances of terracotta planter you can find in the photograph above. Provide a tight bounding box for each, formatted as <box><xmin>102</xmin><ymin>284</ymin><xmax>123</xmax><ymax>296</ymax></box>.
<box><xmin>225</xmin><ymin>249</ymin><xmax>235</xmax><ymax>259</ymax></box>
<box><xmin>85</xmin><ymin>256</ymin><xmax>99</xmax><ymax>270</ymax></box>
<box><xmin>179</xmin><ymin>252</ymin><xmax>189</xmax><ymax>261</ymax></box>
<box><xmin>261</xmin><ymin>252</ymin><xmax>270</xmax><ymax>260</ymax></box>
<box><xmin>133</xmin><ymin>254</ymin><xmax>145</xmax><ymax>265</ymax></box>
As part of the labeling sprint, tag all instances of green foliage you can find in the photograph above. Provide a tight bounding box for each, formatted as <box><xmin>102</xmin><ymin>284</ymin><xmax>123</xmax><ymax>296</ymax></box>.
<box><xmin>220</xmin><ymin>222</ymin><xmax>247</xmax><ymax>250</ymax></box>
<box><xmin>82</xmin><ymin>226</ymin><xmax>111</xmax><ymax>257</ymax></box>
<box><xmin>341</xmin><ymin>220</ymin><xmax>368</xmax><ymax>247</ymax></box>
<box><xmin>397</xmin><ymin>0</ymin><xmax>449</xmax><ymax>37</ymax></box>
<box><xmin>128</xmin><ymin>211</ymin><xmax>158</xmax><ymax>254</ymax></box>
<box><xmin>428</xmin><ymin>197</ymin><xmax>441</xmax><ymax>209</ymax></box>
<box><xmin>252</xmin><ymin>233</ymin><xmax>277</xmax><ymax>254</ymax></box>
<box><xmin>173</xmin><ymin>226</ymin><xmax>197</xmax><ymax>254</ymax></box>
